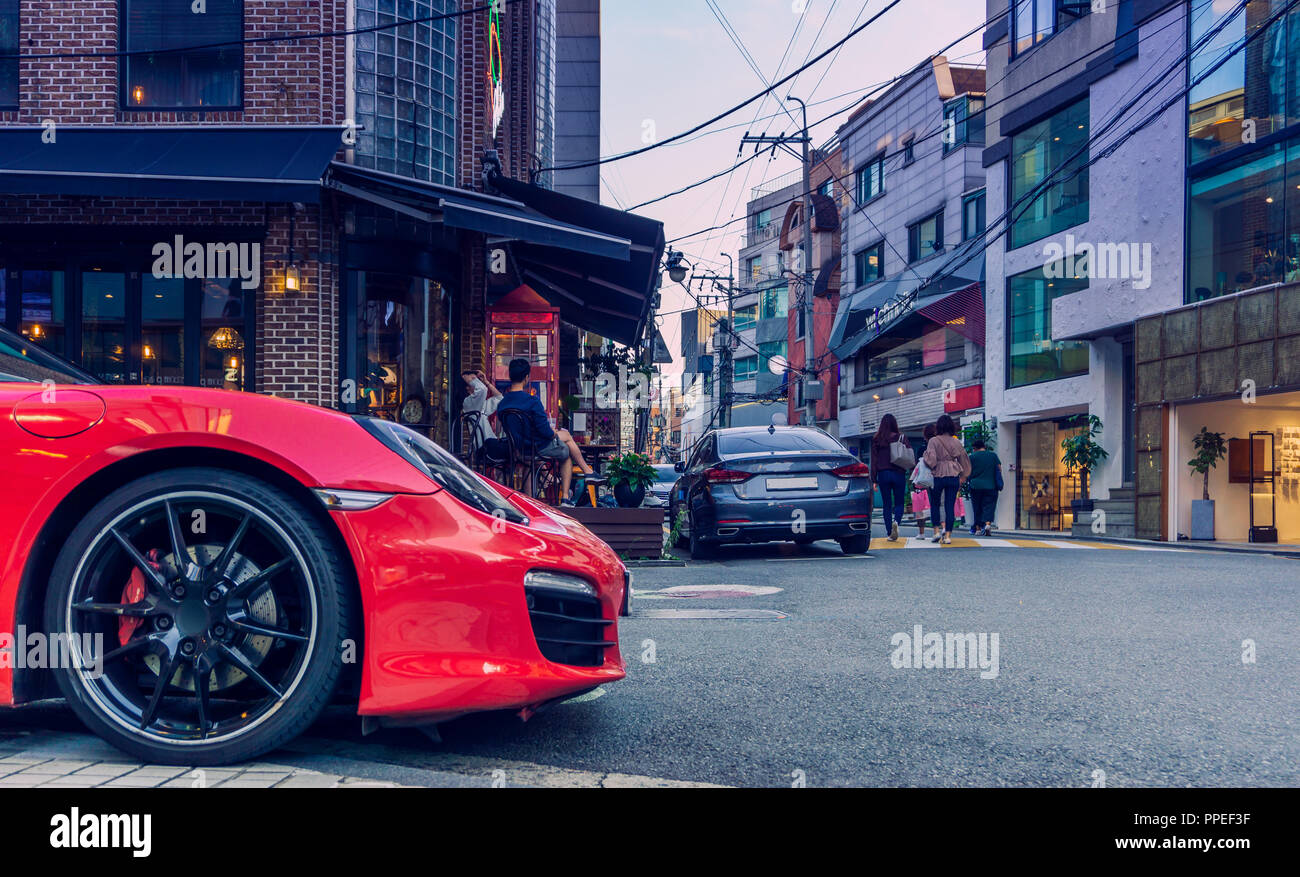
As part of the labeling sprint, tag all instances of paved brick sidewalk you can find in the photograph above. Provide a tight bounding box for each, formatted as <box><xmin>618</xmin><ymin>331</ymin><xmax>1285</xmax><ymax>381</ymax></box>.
<box><xmin>0</xmin><ymin>752</ymin><xmax>412</xmax><ymax>789</ymax></box>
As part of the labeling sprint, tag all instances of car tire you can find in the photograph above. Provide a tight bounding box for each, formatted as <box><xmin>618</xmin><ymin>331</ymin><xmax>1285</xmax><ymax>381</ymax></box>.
<box><xmin>689</xmin><ymin>516</ymin><xmax>716</xmax><ymax>560</ymax></box>
<box><xmin>837</xmin><ymin>534</ymin><xmax>870</xmax><ymax>555</ymax></box>
<box><xmin>44</xmin><ymin>467</ymin><xmax>352</xmax><ymax>766</ymax></box>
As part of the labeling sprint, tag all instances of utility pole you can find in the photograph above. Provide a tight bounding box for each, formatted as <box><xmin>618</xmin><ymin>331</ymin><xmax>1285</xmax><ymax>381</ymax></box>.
<box><xmin>740</xmin><ymin>100</ymin><xmax>816</xmax><ymax>425</ymax></box>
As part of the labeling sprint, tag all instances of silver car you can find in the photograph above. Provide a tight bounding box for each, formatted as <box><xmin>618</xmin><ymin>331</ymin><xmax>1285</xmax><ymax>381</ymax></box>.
<box><xmin>669</xmin><ymin>426</ymin><xmax>874</xmax><ymax>558</ymax></box>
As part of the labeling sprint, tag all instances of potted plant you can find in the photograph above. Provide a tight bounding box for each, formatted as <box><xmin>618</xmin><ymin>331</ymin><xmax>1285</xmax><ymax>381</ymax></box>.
<box><xmin>1187</xmin><ymin>427</ymin><xmax>1227</xmax><ymax>540</ymax></box>
<box><xmin>604</xmin><ymin>452</ymin><xmax>657</xmax><ymax>508</ymax></box>
<box><xmin>1060</xmin><ymin>414</ymin><xmax>1109</xmax><ymax>516</ymax></box>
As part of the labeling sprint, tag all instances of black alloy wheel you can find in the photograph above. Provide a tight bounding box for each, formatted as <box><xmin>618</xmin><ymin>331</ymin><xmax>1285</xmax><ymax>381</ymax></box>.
<box><xmin>45</xmin><ymin>468</ymin><xmax>351</xmax><ymax>765</ymax></box>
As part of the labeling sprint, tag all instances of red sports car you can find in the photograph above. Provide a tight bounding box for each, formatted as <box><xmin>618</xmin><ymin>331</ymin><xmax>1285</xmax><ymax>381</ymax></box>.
<box><xmin>0</xmin><ymin>326</ymin><xmax>626</xmax><ymax>765</ymax></box>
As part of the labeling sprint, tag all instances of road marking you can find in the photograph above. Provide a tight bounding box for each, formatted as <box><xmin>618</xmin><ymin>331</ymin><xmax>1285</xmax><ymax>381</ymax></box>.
<box><xmin>1003</xmin><ymin>538</ymin><xmax>1064</xmax><ymax>549</ymax></box>
<box><xmin>637</xmin><ymin>608</ymin><xmax>789</xmax><ymax>620</ymax></box>
<box><xmin>635</xmin><ymin>584</ymin><xmax>784</xmax><ymax>598</ymax></box>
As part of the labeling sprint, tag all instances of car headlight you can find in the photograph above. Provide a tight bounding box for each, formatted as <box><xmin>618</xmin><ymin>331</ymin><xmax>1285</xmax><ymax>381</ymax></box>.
<box><xmin>354</xmin><ymin>416</ymin><xmax>527</xmax><ymax>524</ymax></box>
<box><xmin>524</xmin><ymin>570</ymin><xmax>596</xmax><ymax>598</ymax></box>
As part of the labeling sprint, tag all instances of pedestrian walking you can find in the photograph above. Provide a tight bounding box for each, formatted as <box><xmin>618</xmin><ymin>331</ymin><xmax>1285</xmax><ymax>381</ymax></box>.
<box><xmin>922</xmin><ymin>414</ymin><xmax>972</xmax><ymax>545</ymax></box>
<box><xmin>967</xmin><ymin>437</ymin><xmax>1003</xmax><ymax>537</ymax></box>
<box><xmin>912</xmin><ymin>423</ymin><xmax>938</xmax><ymax>540</ymax></box>
<box><xmin>870</xmin><ymin>413</ymin><xmax>913</xmax><ymax>542</ymax></box>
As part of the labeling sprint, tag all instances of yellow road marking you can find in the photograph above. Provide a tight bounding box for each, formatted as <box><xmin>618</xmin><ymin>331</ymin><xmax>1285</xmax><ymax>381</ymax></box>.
<box><xmin>1003</xmin><ymin>539</ymin><xmax>1059</xmax><ymax>549</ymax></box>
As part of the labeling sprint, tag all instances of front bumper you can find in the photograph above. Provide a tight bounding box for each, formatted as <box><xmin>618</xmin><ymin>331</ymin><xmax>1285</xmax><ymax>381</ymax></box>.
<box><xmin>328</xmin><ymin>490</ymin><xmax>626</xmax><ymax>722</ymax></box>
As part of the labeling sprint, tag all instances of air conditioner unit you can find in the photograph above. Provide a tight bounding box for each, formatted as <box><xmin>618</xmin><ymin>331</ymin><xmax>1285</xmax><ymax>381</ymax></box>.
<box><xmin>803</xmin><ymin>380</ymin><xmax>824</xmax><ymax>401</ymax></box>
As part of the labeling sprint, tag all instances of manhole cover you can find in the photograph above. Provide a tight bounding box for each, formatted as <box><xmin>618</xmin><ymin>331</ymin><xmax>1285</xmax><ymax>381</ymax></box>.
<box><xmin>636</xmin><ymin>609</ymin><xmax>789</xmax><ymax>620</ymax></box>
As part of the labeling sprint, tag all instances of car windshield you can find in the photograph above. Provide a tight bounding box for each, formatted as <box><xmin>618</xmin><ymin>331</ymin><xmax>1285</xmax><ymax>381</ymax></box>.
<box><xmin>652</xmin><ymin>465</ymin><xmax>677</xmax><ymax>484</ymax></box>
<box><xmin>0</xmin><ymin>326</ymin><xmax>96</xmax><ymax>385</ymax></box>
<box><xmin>718</xmin><ymin>429</ymin><xmax>845</xmax><ymax>457</ymax></box>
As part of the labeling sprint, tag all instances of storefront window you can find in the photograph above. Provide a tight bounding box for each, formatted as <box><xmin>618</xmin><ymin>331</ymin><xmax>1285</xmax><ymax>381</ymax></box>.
<box><xmin>1188</xmin><ymin>142</ymin><xmax>1289</xmax><ymax>301</ymax></box>
<box><xmin>1009</xmin><ymin>97</ymin><xmax>1089</xmax><ymax>250</ymax></box>
<box><xmin>19</xmin><ymin>270</ymin><xmax>66</xmax><ymax>356</ymax></box>
<box><xmin>1016</xmin><ymin>418</ymin><xmax>1085</xmax><ymax>530</ymax></box>
<box><xmin>142</xmin><ymin>276</ymin><xmax>185</xmax><ymax>385</ymax></box>
<box><xmin>201</xmin><ymin>278</ymin><xmax>246</xmax><ymax>390</ymax></box>
<box><xmin>865</xmin><ymin>326</ymin><xmax>964</xmax><ymax>384</ymax></box>
<box><xmin>81</xmin><ymin>271</ymin><xmax>127</xmax><ymax>383</ymax></box>
<box><xmin>1008</xmin><ymin>263</ymin><xmax>1089</xmax><ymax>387</ymax></box>
<box><xmin>1188</xmin><ymin>0</ymin><xmax>1300</xmax><ymax>163</ymax></box>
<box><xmin>357</xmin><ymin>272</ymin><xmax>451</xmax><ymax>443</ymax></box>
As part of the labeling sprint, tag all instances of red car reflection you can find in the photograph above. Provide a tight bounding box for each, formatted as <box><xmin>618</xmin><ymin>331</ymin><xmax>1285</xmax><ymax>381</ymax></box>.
<box><xmin>0</xmin><ymin>328</ymin><xmax>625</xmax><ymax>765</ymax></box>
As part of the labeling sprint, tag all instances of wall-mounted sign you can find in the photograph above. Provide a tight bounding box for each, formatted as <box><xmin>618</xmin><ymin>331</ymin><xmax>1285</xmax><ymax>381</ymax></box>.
<box><xmin>488</xmin><ymin>0</ymin><xmax>505</xmax><ymax>137</ymax></box>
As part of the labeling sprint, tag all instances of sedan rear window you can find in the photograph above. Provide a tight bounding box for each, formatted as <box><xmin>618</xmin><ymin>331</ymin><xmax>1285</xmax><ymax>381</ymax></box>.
<box><xmin>718</xmin><ymin>429</ymin><xmax>845</xmax><ymax>456</ymax></box>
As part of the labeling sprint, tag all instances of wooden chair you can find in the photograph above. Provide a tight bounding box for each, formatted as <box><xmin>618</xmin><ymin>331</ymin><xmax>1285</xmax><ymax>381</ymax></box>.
<box><xmin>497</xmin><ymin>409</ymin><xmax>563</xmax><ymax>504</ymax></box>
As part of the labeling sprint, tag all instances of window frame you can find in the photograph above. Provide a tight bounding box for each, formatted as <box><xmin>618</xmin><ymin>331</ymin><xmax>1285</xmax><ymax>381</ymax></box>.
<box><xmin>1008</xmin><ymin>96</ymin><xmax>1090</xmax><ymax>250</ymax></box>
<box><xmin>854</xmin><ymin>241</ymin><xmax>885</xmax><ymax>287</ymax></box>
<box><xmin>118</xmin><ymin>0</ymin><xmax>246</xmax><ymax>112</ymax></box>
<box><xmin>1005</xmin><ymin>261</ymin><xmax>1091</xmax><ymax>389</ymax></box>
<box><xmin>855</xmin><ymin>154</ymin><xmax>886</xmax><ymax>204</ymax></box>
<box><xmin>962</xmin><ymin>189</ymin><xmax>987</xmax><ymax>241</ymax></box>
<box><xmin>1010</xmin><ymin>0</ymin><xmax>1093</xmax><ymax>59</ymax></box>
<box><xmin>0</xmin><ymin>0</ymin><xmax>17</xmax><ymax>110</ymax></box>
<box><xmin>907</xmin><ymin>211</ymin><xmax>945</xmax><ymax>263</ymax></box>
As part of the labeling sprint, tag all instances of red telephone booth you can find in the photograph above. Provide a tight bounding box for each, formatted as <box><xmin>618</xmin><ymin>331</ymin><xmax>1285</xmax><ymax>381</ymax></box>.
<box><xmin>488</xmin><ymin>285</ymin><xmax>560</xmax><ymax>422</ymax></box>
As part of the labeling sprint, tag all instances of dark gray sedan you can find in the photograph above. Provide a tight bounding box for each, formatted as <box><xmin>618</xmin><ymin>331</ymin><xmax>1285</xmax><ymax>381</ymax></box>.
<box><xmin>669</xmin><ymin>426</ymin><xmax>873</xmax><ymax>558</ymax></box>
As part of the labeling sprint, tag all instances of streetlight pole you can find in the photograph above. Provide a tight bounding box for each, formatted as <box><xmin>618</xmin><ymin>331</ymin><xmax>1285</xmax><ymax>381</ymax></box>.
<box><xmin>787</xmin><ymin>95</ymin><xmax>816</xmax><ymax>427</ymax></box>
<box><xmin>721</xmin><ymin>252</ymin><xmax>735</xmax><ymax>429</ymax></box>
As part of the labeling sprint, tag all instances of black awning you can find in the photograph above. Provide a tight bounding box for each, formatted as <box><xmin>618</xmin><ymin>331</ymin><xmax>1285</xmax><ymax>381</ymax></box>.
<box><xmin>0</xmin><ymin>126</ymin><xmax>345</xmax><ymax>201</ymax></box>
<box><xmin>325</xmin><ymin>162</ymin><xmax>631</xmax><ymax>260</ymax></box>
<box><xmin>488</xmin><ymin>172</ymin><xmax>666</xmax><ymax>347</ymax></box>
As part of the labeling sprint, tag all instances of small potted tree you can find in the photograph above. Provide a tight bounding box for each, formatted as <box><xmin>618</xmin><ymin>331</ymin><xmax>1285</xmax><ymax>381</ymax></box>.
<box><xmin>1187</xmin><ymin>427</ymin><xmax>1227</xmax><ymax>540</ymax></box>
<box><xmin>604</xmin><ymin>452</ymin><xmax>657</xmax><ymax>508</ymax></box>
<box><xmin>1061</xmin><ymin>414</ymin><xmax>1109</xmax><ymax>518</ymax></box>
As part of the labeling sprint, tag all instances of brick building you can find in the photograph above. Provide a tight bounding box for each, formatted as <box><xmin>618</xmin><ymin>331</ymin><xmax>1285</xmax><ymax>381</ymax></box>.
<box><xmin>0</xmin><ymin>0</ymin><xmax>662</xmax><ymax>449</ymax></box>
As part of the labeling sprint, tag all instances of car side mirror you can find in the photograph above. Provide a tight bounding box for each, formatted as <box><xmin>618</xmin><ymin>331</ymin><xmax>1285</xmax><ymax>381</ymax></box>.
<box><xmin>674</xmin><ymin>461</ymin><xmax>685</xmax><ymax>473</ymax></box>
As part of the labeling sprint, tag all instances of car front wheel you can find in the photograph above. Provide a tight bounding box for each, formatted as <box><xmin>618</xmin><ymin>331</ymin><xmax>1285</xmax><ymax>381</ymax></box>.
<box><xmin>44</xmin><ymin>467</ymin><xmax>352</xmax><ymax>765</ymax></box>
<box><xmin>688</xmin><ymin>513</ymin><xmax>716</xmax><ymax>560</ymax></box>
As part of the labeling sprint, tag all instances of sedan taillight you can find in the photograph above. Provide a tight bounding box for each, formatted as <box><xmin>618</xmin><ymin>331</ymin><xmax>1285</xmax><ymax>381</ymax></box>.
<box><xmin>705</xmin><ymin>467</ymin><xmax>752</xmax><ymax>484</ymax></box>
<box><xmin>830</xmin><ymin>462</ymin><xmax>872</xmax><ymax>479</ymax></box>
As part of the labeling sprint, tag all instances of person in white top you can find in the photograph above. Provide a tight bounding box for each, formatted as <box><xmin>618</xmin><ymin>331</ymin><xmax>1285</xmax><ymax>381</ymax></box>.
<box><xmin>461</xmin><ymin>370</ymin><xmax>501</xmax><ymax>451</ymax></box>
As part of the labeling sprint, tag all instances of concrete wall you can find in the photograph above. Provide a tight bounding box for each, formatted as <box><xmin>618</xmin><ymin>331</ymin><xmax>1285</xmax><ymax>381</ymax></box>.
<box><xmin>553</xmin><ymin>0</ymin><xmax>601</xmax><ymax>201</ymax></box>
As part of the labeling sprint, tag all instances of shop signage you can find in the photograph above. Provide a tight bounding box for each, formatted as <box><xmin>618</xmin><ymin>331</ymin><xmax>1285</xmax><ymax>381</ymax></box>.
<box><xmin>488</xmin><ymin>0</ymin><xmax>505</xmax><ymax>137</ymax></box>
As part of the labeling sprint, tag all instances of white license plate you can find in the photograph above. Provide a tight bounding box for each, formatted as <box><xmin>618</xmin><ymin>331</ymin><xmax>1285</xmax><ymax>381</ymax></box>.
<box><xmin>765</xmin><ymin>476</ymin><xmax>819</xmax><ymax>491</ymax></box>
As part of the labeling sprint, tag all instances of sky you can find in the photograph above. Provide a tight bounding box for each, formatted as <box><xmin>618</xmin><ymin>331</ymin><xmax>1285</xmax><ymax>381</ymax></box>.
<box><xmin>597</xmin><ymin>0</ymin><xmax>986</xmax><ymax>376</ymax></box>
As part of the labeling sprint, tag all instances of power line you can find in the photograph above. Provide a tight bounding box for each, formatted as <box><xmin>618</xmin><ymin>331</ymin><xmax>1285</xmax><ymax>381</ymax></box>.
<box><xmin>0</xmin><ymin>0</ymin><xmax>517</xmax><ymax>62</ymax></box>
<box><xmin>536</xmin><ymin>0</ymin><xmax>910</xmax><ymax>174</ymax></box>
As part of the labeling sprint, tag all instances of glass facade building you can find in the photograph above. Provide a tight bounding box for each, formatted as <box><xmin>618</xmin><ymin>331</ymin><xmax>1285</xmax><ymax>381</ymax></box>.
<box><xmin>353</xmin><ymin>0</ymin><xmax>458</xmax><ymax>184</ymax></box>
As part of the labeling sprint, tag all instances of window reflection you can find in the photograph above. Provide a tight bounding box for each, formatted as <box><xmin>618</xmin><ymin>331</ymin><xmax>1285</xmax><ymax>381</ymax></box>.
<box><xmin>202</xmin><ymin>278</ymin><xmax>245</xmax><ymax>390</ymax></box>
<box><xmin>20</xmin><ymin>270</ymin><xmax>66</xmax><ymax>356</ymax></box>
<box><xmin>81</xmin><ymin>271</ymin><xmax>126</xmax><ymax>383</ymax></box>
<box><xmin>142</xmin><ymin>276</ymin><xmax>185</xmax><ymax>385</ymax></box>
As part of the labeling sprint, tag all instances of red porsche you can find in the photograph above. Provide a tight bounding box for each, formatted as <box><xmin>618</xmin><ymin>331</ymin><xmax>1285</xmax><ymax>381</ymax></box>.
<box><xmin>0</xmin><ymin>326</ymin><xmax>627</xmax><ymax>765</ymax></box>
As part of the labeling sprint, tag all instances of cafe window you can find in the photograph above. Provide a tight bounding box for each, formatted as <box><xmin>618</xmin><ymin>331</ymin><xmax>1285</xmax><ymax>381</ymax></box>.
<box><xmin>908</xmin><ymin>212</ymin><xmax>944</xmax><ymax>263</ymax></box>
<box><xmin>1009</xmin><ymin>97</ymin><xmax>1090</xmax><ymax>249</ymax></box>
<box><xmin>1188</xmin><ymin>0</ymin><xmax>1300</xmax><ymax>164</ymax></box>
<box><xmin>1187</xmin><ymin>139</ymin><xmax>1300</xmax><ymax>302</ymax></box>
<box><xmin>864</xmin><ymin>326</ymin><xmax>964</xmax><ymax>385</ymax></box>
<box><xmin>0</xmin><ymin>0</ymin><xmax>17</xmax><ymax>108</ymax></box>
<box><xmin>1007</xmin><ymin>262</ymin><xmax>1090</xmax><ymax>388</ymax></box>
<box><xmin>354</xmin><ymin>271</ymin><xmax>453</xmax><ymax>443</ymax></box>
<box><xmin>121</xmin><ymin>0</ymin><xmax>243</xmax><ymax>109</ymax></box>
<box><xmin>856</xmin><ymin>242</ymin><xmax>885</xmax><ymax>286</ymax></box>
<box><xmin>0</xmin><ymin>247</ymin><xmax>258</xmax><ymax>388</ymax></box>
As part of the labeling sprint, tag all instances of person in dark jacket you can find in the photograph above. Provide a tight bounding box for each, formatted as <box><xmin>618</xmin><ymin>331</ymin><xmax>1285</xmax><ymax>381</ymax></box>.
<box><xmin>496</xmin><ymin>358</ymin><xmax>594</xmax><ymax>505</ymax></box>
<box><xmin>870</xmin><ymin>413</ymin><xmax>909</xmax><ymax>542</ymax></box>
<box><xmin>966</xmin><ymin>437</ymin><xmax>1002</xmax><ymax>536</ymax></box>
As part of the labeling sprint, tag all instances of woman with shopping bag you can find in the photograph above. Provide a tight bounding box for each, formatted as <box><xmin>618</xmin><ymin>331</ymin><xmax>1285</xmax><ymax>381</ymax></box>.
<box><xmin>922</xmin><ymin>414</ymin><xmax>972</xmax><ymax>545</ymax></box>
<box><xmin>911</xmin><ymin>423</ymin><xmax>937</xmax><ymax>541</ymax></box>
<box><xmin>870</xmin><ymin>413</ymin><xmax>913</xmax><ymax>542</ymax></box>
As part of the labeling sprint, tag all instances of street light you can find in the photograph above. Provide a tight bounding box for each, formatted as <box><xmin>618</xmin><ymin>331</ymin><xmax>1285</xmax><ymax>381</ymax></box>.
<box><xmin>666</xmin><ymin>250</ymin><xmax>689</xmax><ymax>284</ymax></box>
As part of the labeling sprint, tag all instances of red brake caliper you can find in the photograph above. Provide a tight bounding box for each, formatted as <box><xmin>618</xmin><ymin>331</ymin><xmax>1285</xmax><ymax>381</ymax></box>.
<box><xmin>118</xmin><ymin>548</ymin><xmax>162</xmax><ymax>647</ymax></box>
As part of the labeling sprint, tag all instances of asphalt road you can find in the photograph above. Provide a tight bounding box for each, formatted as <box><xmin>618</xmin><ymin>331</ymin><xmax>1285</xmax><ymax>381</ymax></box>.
<box><xmin>4</xmin><ymin>541</ymin><xmax>1297</xmax><ymax>787</ymax></box>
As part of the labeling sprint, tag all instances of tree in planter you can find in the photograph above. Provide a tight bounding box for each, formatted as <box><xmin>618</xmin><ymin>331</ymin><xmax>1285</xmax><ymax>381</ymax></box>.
<box><xmin>1060</xmin><ymin>414</ymin><xmax>1109</xmax><ymax>501</ymax></box>
<box><xmin>1187</xmin><ymin>428</ymin><xmax>1228</xmax><ymax>501</ymax></box>
<box><xmin>604</xmin><ymin>452</ymin><xmax>657</xmax><ymax>508</ymax></box>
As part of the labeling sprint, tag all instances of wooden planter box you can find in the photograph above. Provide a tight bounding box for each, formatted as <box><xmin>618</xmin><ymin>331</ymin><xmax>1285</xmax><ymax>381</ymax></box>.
<box><xmin>566</xmin><ymin>507</ymin><xmax>665</xmax><ymax>559</ymax></box>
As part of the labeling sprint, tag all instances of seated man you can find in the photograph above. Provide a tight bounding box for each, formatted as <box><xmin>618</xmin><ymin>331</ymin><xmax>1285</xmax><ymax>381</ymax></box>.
<box><xmin>495</xmin><ymin>357</ymin><xmax>596</xmax><ymax>506</ymax></box>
